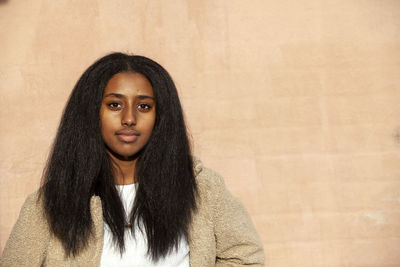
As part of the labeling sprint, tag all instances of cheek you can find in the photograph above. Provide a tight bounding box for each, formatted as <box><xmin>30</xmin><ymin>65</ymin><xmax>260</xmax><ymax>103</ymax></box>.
<box><xmin>145</xmin><ymin>115</ymin><xmax>156</xmax><ymax>136</ymax></box>
<box><xmin>137</xmin><ymin>110</ymin><xmax>155</xmax><ymax>129</ymax></box>
<box><xmin>100</xmin><ymin>113</ymin><xmax>117</xmax><ymax>141</ymax></box>
<box><xmin>100</xmin><ymin>110</ymin><xmax>117</xmax><ymax>127</ymax></box>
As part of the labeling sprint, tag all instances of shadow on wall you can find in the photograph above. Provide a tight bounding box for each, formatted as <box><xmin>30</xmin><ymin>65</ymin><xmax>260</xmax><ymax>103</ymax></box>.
<box><xmin>0</xmin><ymin>0</ymin><xmax>9</xmax><ymax>5</ymax></box>
<box><xmin>394</xmin><ymin>126</ymin><xmax>400</xmax><ymax>147</ymax></box>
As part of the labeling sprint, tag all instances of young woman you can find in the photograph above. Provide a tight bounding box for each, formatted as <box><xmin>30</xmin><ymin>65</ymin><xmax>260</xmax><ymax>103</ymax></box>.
<box><xmin>0</xmin><ymin>53</ymin><xmax>265</xmax><ymax>266</ymax></box>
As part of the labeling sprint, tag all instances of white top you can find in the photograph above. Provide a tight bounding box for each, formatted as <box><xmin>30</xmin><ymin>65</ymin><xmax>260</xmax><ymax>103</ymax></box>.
<box><xmin>100</xmin><ymin>184</ymin><xmax>190</xmax><ymax>267</ymax></box>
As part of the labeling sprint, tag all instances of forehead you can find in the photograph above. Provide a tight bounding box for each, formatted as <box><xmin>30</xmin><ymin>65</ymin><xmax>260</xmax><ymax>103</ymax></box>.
<box><xmin>104</xmin><ymin>72</ymin><xmax>154</xmax><ymax>96</ymax></box>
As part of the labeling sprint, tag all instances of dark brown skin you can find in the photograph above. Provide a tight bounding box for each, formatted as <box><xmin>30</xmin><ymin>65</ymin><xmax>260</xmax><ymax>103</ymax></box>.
<box><xmin>100</xmin><ymin>72</ymin><xmax>156</xmax><ymax>185</ymax></box>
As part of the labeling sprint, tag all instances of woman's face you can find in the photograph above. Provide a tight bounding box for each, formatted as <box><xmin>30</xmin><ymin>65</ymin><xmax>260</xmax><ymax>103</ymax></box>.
<box><xmin>100</xmin><ymin>72</ymin><xmax>156</xmax><ymax>160</ymax></box>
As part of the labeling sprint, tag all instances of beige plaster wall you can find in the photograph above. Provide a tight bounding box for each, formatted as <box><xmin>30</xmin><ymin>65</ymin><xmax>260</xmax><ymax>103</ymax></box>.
<box><xmin>1</xmin><ymin>0</ymin><xmax>400</xmax><ymax>266</ymax></box>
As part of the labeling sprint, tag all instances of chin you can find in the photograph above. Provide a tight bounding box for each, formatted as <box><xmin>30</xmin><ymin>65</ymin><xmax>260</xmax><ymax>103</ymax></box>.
<box><xmin>106</xmin><ymin>147</ymin><xmax>141</xmax><ymax>161</ymax></box>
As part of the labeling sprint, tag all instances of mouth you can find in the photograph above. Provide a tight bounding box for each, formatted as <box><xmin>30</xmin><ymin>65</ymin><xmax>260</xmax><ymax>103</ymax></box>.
<box><xmin>115</xmin><ymin>130</ymin><xmax>140</xmax><ymax>143</ymax></box>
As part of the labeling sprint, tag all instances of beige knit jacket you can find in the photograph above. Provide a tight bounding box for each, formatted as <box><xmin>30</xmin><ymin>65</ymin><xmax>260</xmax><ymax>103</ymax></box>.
<box><xmin>1</xmin><ymin>159</ymin><xmax>265</xmax><ymax>266</ymax></box>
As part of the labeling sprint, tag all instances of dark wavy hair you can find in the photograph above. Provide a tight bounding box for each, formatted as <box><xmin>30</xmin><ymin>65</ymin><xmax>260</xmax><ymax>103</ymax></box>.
<box><xmin>39</xmin><ymin>53</ymin><xmax>197</xmax><ymax>260</ymax></box>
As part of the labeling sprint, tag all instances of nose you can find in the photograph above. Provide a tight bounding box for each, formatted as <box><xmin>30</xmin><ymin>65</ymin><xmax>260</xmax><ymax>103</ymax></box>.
<box><xmin>121</xmin><ymin>108</ymin><xmax>136</xmax><ymax>126</ymax></box>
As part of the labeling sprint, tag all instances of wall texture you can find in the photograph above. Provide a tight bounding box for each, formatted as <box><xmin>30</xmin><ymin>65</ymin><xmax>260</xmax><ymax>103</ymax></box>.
<box><xmin>1</xmin><ymin>0</ymin><xmax>399</xmax><ymax>266</ymax></box>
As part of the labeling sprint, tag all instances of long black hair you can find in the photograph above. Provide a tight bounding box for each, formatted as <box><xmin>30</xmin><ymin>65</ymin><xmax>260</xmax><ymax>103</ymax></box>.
<box><xmin>39</xmin><ymin>53</ymin><xmax>197</xmax><ymax>260</ymax></box>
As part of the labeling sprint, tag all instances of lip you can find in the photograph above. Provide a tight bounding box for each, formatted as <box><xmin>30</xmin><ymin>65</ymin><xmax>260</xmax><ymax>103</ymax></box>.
<box><xmin>115</xmin><ymin>130</ymin><xmax>140</xmax><ymax>143</ymax></box>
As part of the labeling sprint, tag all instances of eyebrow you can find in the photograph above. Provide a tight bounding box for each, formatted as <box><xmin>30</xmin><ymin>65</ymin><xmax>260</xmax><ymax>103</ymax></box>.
<box><xmin>137</xmin><ymin>95</ymin><xmax>155</xmax><ymax>100</ymax></box>
<box><xmin>103</xmin><ymin>93</ymin><xmax>155</xmax><ymax>100</ymax></box>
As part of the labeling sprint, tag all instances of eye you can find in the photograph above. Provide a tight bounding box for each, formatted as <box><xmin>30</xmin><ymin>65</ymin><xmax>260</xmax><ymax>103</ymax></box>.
<box><xmin>108</xmin><ymin>102</ymin><xmax>122</xmax><ymax>110</ymax></box>
<box><xmin>137</xmin><ymin>103</ymin><xmax>152</xmax><ymax>112</ymax></box>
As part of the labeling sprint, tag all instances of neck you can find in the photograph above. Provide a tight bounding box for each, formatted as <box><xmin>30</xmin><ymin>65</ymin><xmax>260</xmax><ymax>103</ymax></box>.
<box><xmin>108</xmin><ymin>153</ymin><xmax>138</xmax><ymax>185</ymax></box>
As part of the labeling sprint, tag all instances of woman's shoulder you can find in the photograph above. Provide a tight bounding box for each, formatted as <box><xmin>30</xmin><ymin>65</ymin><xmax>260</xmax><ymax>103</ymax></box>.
<box><xmin>14</xmin><ymin>190</ymin><xmax>47</xmax><ymax>227</ymax></box>
<box><xmin>10</xmin><ymin>191</ymin><xmax>43</xmax><ymax>218</ymax></box>
<box><xmin>192</xmin><ymin>157</ymin><xmax>224</xmax><ymax>187</ymax></box>
<box><xmin>1</xmin><ymin>190</ymin><xmax>50</xmax><ymax>266</ymax></box>
<box><xmin>23</xmin><ymin>190</ymin><xmax>42</xmax><ymax>205</ymax></box>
